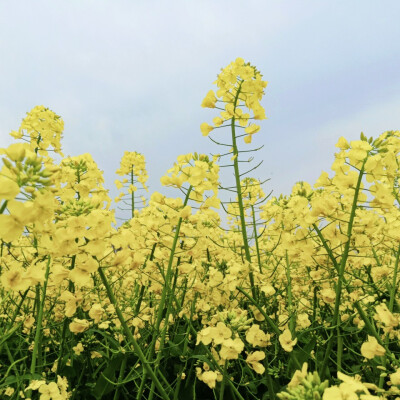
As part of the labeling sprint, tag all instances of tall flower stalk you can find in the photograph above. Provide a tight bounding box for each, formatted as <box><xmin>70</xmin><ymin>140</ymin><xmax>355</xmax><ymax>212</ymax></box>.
<box><xmin>201</xmin><ymin>58</ymin><xmax>268</xmax><ymax>297</ymax></box>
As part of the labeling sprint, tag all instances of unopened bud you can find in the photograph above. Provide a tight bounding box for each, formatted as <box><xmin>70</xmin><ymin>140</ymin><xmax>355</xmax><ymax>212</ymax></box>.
<box><xmin>2</xmin><ymin>158</ymin><xmax>13</xmax><ymax>169</ymax></box>
<box><xmin>25</xmin><ymin>186</ymin><xmax>35</xmax><ymax>193</ymax></box>
<box><xmin>40</xmin><ymin>170</ymin><xmax>53</xmax><ymax>178</ymax></box>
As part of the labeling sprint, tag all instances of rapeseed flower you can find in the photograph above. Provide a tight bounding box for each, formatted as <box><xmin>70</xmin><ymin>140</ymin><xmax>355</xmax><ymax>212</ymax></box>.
<box><xmin>279</xmin><ymin>329</ymin><xmax>297</xmax><ymax>352</ymax></box>
<box><xmin>360</xmin><ymin>336</ymin><xmax>385</xmax><ymax>359</ymax></box>
<box><xmin>246</xmin><ymin>351</ymin><xmax>265</xmax><ymax>374</ymax></box>
<box><xmin>219</xmin><ymin>337</ymin><xmax>244</xmax><ymax>360</ymax></box>
<box><xmin>69</xmin><ymin>318</ymin><xmax>90</xmax><ymax>334</ymax></box>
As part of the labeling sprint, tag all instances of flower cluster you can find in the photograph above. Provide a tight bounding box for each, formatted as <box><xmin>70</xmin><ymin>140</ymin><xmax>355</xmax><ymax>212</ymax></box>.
<box><xmin>10</xmin><ymin>105</ymin><xmax>64</xmax><ymax>156</ymax></box>
<box><xmin>115</xmin><ymin>151</ymin><xmax>149</xmax><ymax>207</ymax></box>
<box><xmin>160</xmin><ymin>152</ymin><xmax>220</xmax><ymax>202</ymax></box>
<box><xmin>201</xmin><ymin>57</ymin><xmax>267</xmax><ymax>143</ymax></box>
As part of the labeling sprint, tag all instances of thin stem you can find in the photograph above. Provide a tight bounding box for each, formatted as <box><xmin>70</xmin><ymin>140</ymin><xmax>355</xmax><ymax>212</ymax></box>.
<box><xmin>230</xmin><ymin>82</ymin><xmax>256</xmax><ymax>299</ymax></box>
<box><xmin>0</xmin><ymin>200</ymin><xmax>8</xmax><ymax>214</ymax></box>
<box><xmin>98</xmin><ymin>267</ymin><xmax>171</xmax><ymax>400</ymax></box>
<box><xmin>131</xmin><ymin>168</ymin><xmax>135</xmax><ymax>218</ymax></box>
<box><xmin>26</xmin><ymin>256</ymin><xmax>51</xmax><ymax>399</ymax></box>
<box><xmin>236</xmin><ymin>286</ymin><xmax>280</xmax><ymax>336</ymax></box>
<box><xmin>320</xmin><ymin>160</ymin><xmax>366</xmax><ymax>379</ymax></box>
<box><xmin>251</xmin><ymin>205</ymin><xmax>262</xmax><ymax>273</ymax></box>
<box><xmin>389</xmin><ymin>244</ymin><xmax>400</xmax><ymax>312</ymax></box>
<box><xmin>285</xmin><ymin>251</ymin><xmax>295</xmax><ymax>335</ymax></box>
<box><xmin>219</xmin><ymin>361</ymin><xmax>228</xmax><ymax>400</ymax></box>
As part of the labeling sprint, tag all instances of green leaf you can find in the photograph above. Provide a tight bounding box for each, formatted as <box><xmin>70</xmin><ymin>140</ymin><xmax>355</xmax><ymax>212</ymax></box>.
<box><xmin>0</xmin><ymin>323</ymin><xmax>23</xmax><ymax>347</ymax></box>
<box><xmin>287</xmin><ymin>335</ymin><xmax>317</xmax><ymax>376</ymax></box>
<box><xmin>2</xmin><ymin>373</ymin><xmax>42</xmax><ymax>387</ymax></box>
<box><xmin>92</xmin><ymin>354</ymin><xmax>124</xmax><ymax>399</ymax></box>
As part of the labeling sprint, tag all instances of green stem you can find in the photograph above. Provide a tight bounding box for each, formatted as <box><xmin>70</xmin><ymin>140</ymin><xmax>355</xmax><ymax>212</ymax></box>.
<box><xmin>56</xmin><ymin>255</ymin><xmax>76</xmax><ymax>374</ymax></box>
<box><xmin>230</xmin><ymin>83</ymin><xmax>256</xmax><ymax>299</ymax></box>
<box><xmin>98</xmin><ymin>267</ymin><xmax>171</xmax><ymax>400</ymax></box>
<box><xmin>312</xmin><ymin>224</ymin><xmax>340</xmax><ymax>274</ymax></box>
<box><xmin>285</xmin><ymin>251</ymin><xmax>295</xmax><ymax>335</ymax></box>
<box><xmin>147</xmin><ymin>187</ymin><xmax>192</xmax><ymax>400</ymax></box>
<box><xmin>219</xmin><ymin>361</ymin><xmax>228</xmax><ymax>400</ymax></box>
<box><xmin>0</xmin><ymin>200</ymin><xmax>8</xmax><ymax>214</ymax></box>
<box><xmin>168</xmin><ymin>285</ymin><xmax>245</xmax><ymax>400</ymax></box>
<box><xmin>148</xmin><ymin>187</ymin><xmax>193</xmax><ymax>355</ymax></box>
<box><xmin>314</xmin><ymin>218</ymin><xmax>399</xmax><ymax>371</ymax></box>
<box><xmin>113</xmin><ymin>356</ymin><xmax>127</xmax><ymax>400</ymax></box>
<box><xmin>319</xmin><ymin>160</ymin><xmax>366</xmax><ymax>380</ymax></box>
<box><xmin>337</xmin><ymin>333</ymin><xmax>343</xmax><ymax>373</ymax></box>
<box><xmin>264</xmin><ymin>352</ymin><xmax>276</xmax><ymax>400</ymax></box>
<box><xmin>236</xmin><ymin>286</ymin><xmax>280</xmax><ymax>336</ymax></box>
<box><xmin>148</xmin><ymin>271</ymin><xmax>177</xmax><ymax>400</ymax></box>
<box><xmin>389</xmin><ymin>244</ymin><xmax>400</xmax><ymax>312</ymax></box>
<box><xmin>353</xmin><ymin>300</ymin><xmax>397</xmax><ymax>365</ymax></box>
<box><xmin>131</xmin><ymin>168</ymin><xmax>135</xmax><ymax>218</ymax></box>
<box><xmin>378</xmin><ymin>244</ymin><xmax>400</xmax><ymax>388</ymax></box>
<box><xmin>30</xmin><ymin>256</ymin><xmax>51</xmax><ymax>374</ymax></box>
<box><xmin>26</xmin><ymin>256</ymin><xmax>51</xmax><ymax>398</ymax></box>
<box><xmin>251</xmin><ymin>205</ymin><xmax>262</xmax><ymax>273</ymax></box>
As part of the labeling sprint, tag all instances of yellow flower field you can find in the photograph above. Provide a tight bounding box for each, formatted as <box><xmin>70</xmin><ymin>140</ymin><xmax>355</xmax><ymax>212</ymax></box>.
<box><xmin>1</xmin><ymin>58</ymin><xmax>400</xmax><ymax>399</ymax></box>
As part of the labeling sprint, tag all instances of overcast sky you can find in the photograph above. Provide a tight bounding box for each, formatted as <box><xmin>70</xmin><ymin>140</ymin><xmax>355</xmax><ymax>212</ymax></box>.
<box><xmin>1</xmin><ymin>1</ymin><xmax>399</xmax><ymax>219</ymax></box>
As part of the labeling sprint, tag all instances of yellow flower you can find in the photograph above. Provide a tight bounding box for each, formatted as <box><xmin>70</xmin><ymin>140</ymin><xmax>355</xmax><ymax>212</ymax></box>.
<box><xmin>197</xmin><ymin>369</ymin><xmax>219</xmax><ymax>389</ymax></box>
<box><xmin>72</xmin><ymin>342</ymin><xmax>84</xmax><ymax>356</ymax></box>
<box><xmin>25</xmin><ymin>379</ymin><xmax>46</xmax><ymax>391</ymax></box>
<box><xmin>336</xmin><ymin>372</ymin><xmax>371</xmax><ymax>397</ymax></box>
<box><xmin>200</xmin><ymin>122</ymin><xmax>214</xmax><ymax>136</ymax></box>
<box><xmin>260</xmin><ymin>284</ymin><xmax>275</xmax><ymax>296</ymax></box>
<box><xmin>360</xmin><ymin>336</ymin><xmax>385</xmax><ymax>359</ymax></box>
<box><xmin>0</xmin><ymin>200</ymin><xmax>36</xmax><ymax>242</ymax></box>
<box><xmin>4</xmin><ymin>387</ymin><xmax>14</xmax><ymax>396</ymax></box>
<box><xmin>91</xmin><ymin>351</ymin><xmax>102</xmax><ymax>359</ymax></box>
<box><xmin>89</xmin><ymin>304</ymin><xmax>105</xmax><ymax>324</ymax></box>
<box><xmin>245</xmin><ymin>324</ymin><xmax>270</xmax><ymax>347</ymax></box>
<box><xmin>244</xmin><ymin>123</ymin><xmax>260</xmax><ymax>135</ymax></box>
<box><xmin>128</xmin><ymin>184</ymin><xmax>137</xmax><ymax>193</ymax></box>
<box><xmin>219</xmin><ymin>338</ymin><xmax>244</xmax><ymax>360</ymax></box>
<box><xmin>320</xmin><ymin>288</ymin><xmax>336</xmax><ymax>304</ymax></box>
<box><xmin>180</xmin><ymin>205</ymin><xmax>192</xmax><ymax>220</ymax></box>
<box><xmin>279</xmin><ymin>329</ymin><xmax>297</xmax><ymax>352</ymax></box>
<box><xmin>246</xmin><ymin>351</ymin><xmax>265</xmax><ymax>374</ymax></box>
<box><xmin>374</xmin><ymin>303</ymin><xmax>399</xmax><ymax>328</ymax></box>
<box><xmin>212</xmin><ymin>116</ymin><xmax>224</xmax><ymax>127</ymax></box>
<box><xmin>59</xmin><ymin>291</ymin><xmax>77</xmax><ymax>318</ymax></box>
<box><xmin>201</xmin><ymin>194</ymin><xmax>220</xmax><ymax>209</ymax></box>
<box><xmin>296</xmin><ymin>313</ymin><xmax>311</xmax><ymax>329</ymax></box>
<box><xmin>322</xmin><ymin>386</ymin><xmax>344</xmax><ymax>400</ymax></box>
<box><xmin>69</xmin><ymin>318</ymin><xmax>90</xmax><ymax>334</ymax></box>
<box><xmin>213</xmin><ymin>322</ymin><xmax>232</xmax><ymax>345</ymax></box>
<box><xmin>115</xmin><ymin>179</ymin><xmax>123</xmax><ymax>189</ymax></box>
<box><xmin>288</xmin><ymin>362</ymin><xmax>308</xmax><ymax>388</ymax></box>
<box><xmin>23</xmin><ymin>314</ymin><xmax>35</xmax><ymax>330</ymax></box>
<box><xmin>389</xmin><ymin>369</ymin><xmax>400</xmax><ymax>386</ymax></box>
<box><xmin>3</xmin><ymin>143</ymin><xmax>28</xmax><ymax>162</ymax></box>
<box><xmin>201</xmin><ymin>90</ymin><xmax>217</xmax><ymax>108</ymax></box>
<box><xmin>244</xmin><ymin>135</ymin><xmax>252</xmax><ymax>144</ymax></box>
<box><xmin>196</xmin><ymin>326</ymin><xmax>214</xmax><ymax>346</ymax></box>
<box><xmin>1</xmin><ymin>266</ymin><xmax>30</xmax><ymax>292</ymax></box>
<box><xmin>208</xmin><ymin>267</ymin><xmax>223</xmax><ymax>288</ymax></box>
<box><xmin>9</xmin><ymin>130</ymin><xmax>23</xmax><ymax>139</ymax></box>
<box><xmin>253</xmin><ymin>105</ymin><xmax>266</xmax><ymax>120</ymax></box>
<box><xmin>335</xmin><ymin>136</ymin><xmax>350</xmax><ymax>150</ymax></box>
<box><xmin>19</xmin><ymin>105</ymin><xmax>64</xmax><ymax>156</ymax></box>
<box><xmin>0</xmin><ymin>176</ymin><xmax>20</xmax><ymax>200</ymax></box>
<box><xmin>38</xmin><ymin>381</ymin><xmax>62</xmax><ymax>400</ymax></box>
